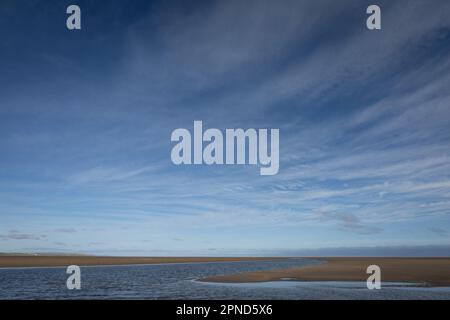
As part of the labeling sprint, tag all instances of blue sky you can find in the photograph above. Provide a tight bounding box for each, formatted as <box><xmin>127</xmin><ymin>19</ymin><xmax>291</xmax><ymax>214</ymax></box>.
<box><xmin>0</xmin><ymin>0</ymin><xmax>450</xmax><ymax>256</ymax></box>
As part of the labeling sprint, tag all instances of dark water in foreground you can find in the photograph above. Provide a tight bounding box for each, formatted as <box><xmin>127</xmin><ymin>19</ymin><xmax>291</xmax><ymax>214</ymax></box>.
<box><xmin>0</xmin><ymin>258</ymin><xmax>449</xmax><ymax>299</ymax></box>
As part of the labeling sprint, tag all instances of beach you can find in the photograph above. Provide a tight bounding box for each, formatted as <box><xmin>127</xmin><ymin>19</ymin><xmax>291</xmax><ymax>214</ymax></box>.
<box><xmin>2</xmin><ymin>256</ymin><xmax>449</xmax><ymax>287</ymax></box>
<box><xmin>1</xmin><ymin>257</ymin><xmax>450</xmax><ymax>299</ymax></box>
<box><xmin>200</xmin><ymin>257</ymin><xmax>450</xmax><ymax>287</ymax></box>
<box><xmin>0</xmin><ymin>255</ymin><xmax>277</xmax><ymax>268</ymax></box>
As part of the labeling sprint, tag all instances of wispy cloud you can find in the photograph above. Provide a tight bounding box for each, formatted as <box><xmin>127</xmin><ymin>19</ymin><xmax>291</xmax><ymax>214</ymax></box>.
<box><xmin>53</xmin><ymin>228</ymin><xmax>77</xmax><ymax>233</ymax></box>
<box><xmin>0</xmin><ymin>231</ymin><xmax>47</xmax><ymax>241</ymax></box>
<box><xmin>68</xmin><ymin>165</ymin><xmax>161</xmax><ymax>185</ymax></box>
<box><xmin>429</xmin><ymin>227</ymin><xmax>448</xmax><ymax>237</ymax></box>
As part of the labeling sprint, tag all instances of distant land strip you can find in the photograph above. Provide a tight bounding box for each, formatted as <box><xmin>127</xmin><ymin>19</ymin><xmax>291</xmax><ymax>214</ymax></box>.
<box><xmin>200</xmin><ymin>257</ymin><xmax>450</xmax><ymax>287</ymax></box>
<box><xmin>0</xmin><ymin>255</ymin><xmax>280</xmax><ymax>268</ymax></box>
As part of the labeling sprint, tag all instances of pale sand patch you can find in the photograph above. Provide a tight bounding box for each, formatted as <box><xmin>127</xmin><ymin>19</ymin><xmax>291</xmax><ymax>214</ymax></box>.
<box><xmin>200</xmin><ymin>258</ymin><xmax>450</xmax><ymax>287</ymax></box>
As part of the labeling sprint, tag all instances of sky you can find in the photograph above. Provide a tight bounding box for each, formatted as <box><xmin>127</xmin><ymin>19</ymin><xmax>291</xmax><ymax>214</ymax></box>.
<box><xmin>0</xmin><ymin>0</ymin><xmax>449</xmax><ymax>256</ymax></box>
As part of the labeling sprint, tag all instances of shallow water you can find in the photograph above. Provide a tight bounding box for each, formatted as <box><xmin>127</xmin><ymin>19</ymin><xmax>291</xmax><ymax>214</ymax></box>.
<box><xmin>0</xmin><ymin>258</ymin><xmax>449</xmax><ymax>299</ymax></box>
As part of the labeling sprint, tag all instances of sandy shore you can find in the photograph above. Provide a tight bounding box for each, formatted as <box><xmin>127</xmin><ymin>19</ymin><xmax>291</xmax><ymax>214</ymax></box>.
<box><xmin>0</xmin><ymin>255</ymin><xmax>277</xmax><ymax>268</ymax></box>
<box><xmin>201</xmin><ymin>257</ymin><xmax>450</xmax><ymax>287</ymax></box>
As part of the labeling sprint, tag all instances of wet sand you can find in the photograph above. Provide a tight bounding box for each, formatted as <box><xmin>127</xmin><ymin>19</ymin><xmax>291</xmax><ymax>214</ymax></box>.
<box><xmin>0</xmin><ymin>255</ymin><xmax>278</xmax><ymax>268</ymax></box>
<box><xmin>201</xmin><ymin>258</ymin><xmax>450</xmax><ymax>287</ymax></box>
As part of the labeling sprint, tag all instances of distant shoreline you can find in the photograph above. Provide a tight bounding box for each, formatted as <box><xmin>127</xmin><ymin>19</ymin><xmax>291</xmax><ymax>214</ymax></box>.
<box><xmin>200</xmin><ymin>257</ymin><xmax>450</xmax><ymax>287</ymax></box>
<box><xmin>0</xmin><ymin>255</ymin><xmax>281</xmax><ymax>268</ymax></box>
